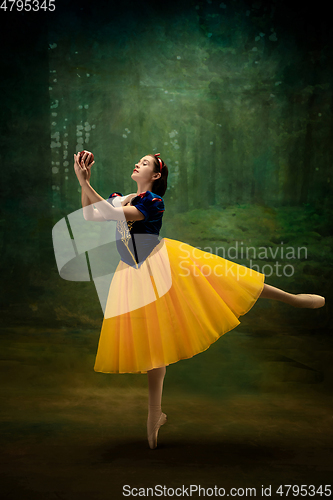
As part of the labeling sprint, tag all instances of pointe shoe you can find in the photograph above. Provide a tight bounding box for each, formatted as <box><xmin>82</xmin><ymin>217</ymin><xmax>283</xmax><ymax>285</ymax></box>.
<box><xmin>147</xmin><ymin>412</ymin><xmax>167</xmax><ymax>449</ymax></box>
<box><xmin>293</xmin><ymin>294</ymin><xmax>325</xmax><ymax>309</ymax></box>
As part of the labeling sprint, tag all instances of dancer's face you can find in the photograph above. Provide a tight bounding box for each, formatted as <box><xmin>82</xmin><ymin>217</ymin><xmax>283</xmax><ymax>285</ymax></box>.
<box><xmin>131</xmin><ymin>155</ymin><xmax>160</xmax><ymax>184</ymax></box>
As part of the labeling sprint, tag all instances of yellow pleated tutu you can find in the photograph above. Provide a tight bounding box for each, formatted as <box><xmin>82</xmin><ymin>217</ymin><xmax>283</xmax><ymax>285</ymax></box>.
<box><xmin>94</xmin><ymin>237</ymin><xmax>265</xmax><ymax>374</ymax></box>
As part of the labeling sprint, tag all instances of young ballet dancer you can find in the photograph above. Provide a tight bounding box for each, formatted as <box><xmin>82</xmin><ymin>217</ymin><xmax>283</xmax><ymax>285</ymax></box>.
<box><xmin>73</xmin><ymin>150</ymin><xmax>325</xmax><ymax>450</ymax></box>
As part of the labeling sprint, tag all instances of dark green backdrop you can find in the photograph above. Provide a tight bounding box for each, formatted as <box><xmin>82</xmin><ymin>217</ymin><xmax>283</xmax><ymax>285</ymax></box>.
<box><xmin>1</xmin><ymin>0</ymin><xmax>332</xmax><ymax>331</ymax></box>
<box><xmin>0</xmin><ymin>1</ymin><xmax>332</xmax><ymax>496</ymax></box>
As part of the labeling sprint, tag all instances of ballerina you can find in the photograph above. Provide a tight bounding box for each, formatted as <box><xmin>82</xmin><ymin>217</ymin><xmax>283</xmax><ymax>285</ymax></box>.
<box><xmin>73</xmin><ymin>150</ymin><xmax>325</xmax><ymax>450</ymax></box>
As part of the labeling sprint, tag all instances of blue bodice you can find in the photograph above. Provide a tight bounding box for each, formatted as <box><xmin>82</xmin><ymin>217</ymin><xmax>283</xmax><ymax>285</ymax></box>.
<box><xmin>107</xmin><ymin>190</ymin><xmax>165</xmax><ymax>269</ymax></box>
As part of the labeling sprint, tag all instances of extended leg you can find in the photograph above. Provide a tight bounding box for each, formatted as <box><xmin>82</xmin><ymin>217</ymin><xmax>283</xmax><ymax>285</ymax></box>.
<box><xmin>147</xmin><ymin>366</ymin><xmax>167</xmax><ymax>449</ymax></box>
<box><xmin>259</xmin><ymin>283</ymin><xmax>325</xmax><ymax>308</ymax></box>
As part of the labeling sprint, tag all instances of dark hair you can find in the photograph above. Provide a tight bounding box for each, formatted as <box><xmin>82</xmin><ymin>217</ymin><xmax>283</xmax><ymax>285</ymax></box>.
<box><xmin>148</xmin><ymin>154</ymin><xmax>168</xmax><ymax>197</ymax></box>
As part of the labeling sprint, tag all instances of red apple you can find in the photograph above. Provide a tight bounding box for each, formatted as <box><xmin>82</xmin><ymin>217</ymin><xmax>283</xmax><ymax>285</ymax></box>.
<box><xmin>79</xmin><ymin>150</ymin><xmax>94</xmax><ymax>166</ymax></box>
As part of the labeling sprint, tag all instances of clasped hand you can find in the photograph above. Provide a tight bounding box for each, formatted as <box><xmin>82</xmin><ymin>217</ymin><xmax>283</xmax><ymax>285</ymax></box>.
<box><xmin>73</xmin><ymin>151</ymin><xmax>95</xmax><ymax>185</ymax></box>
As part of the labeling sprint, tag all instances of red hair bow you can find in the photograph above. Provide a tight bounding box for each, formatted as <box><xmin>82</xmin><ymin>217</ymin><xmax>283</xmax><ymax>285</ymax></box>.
<box><xmin>154</xmin><ymin>153</ymin><xmax>163</xmax><ymax>172</ymax></box>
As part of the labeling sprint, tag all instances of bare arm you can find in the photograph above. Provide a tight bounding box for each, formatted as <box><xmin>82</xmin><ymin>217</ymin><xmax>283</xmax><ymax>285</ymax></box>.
<box><xmin>85</xmin><ymin>192</ymin><xmax>137</xmax><ymax>221</ymax></box>
<box><xmin>81</xmin><ymin>188</ymin><xmax>135</xmax><ymax>221</ymax></box>
<box><xmin>80</xmin><ymin>181</ymin><xmax>144</xmax><ymax>222</ymax></box>
<box><xmin>74</xmin><ymin>151</ymin><xmax>144</xmax><ymax>222</ymax></box>
<box><xmin>81</xmin><ymin>184</ymin><xmax>108</xmax><ymax>221</ymax></box>
<box><xmin>76</xmin><ymin>152</ymin><xmax>108</xmax><ymax>221</ymax></box>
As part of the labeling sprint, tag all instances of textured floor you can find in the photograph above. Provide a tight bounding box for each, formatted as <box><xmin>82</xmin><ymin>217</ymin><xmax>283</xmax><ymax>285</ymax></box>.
<box><xmin>1</xmin><ymin>325</ymin><xmax>332</xmax><ymax>499</ymax></box>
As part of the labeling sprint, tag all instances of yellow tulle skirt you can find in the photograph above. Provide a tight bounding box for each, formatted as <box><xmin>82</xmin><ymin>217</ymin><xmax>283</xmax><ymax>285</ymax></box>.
<box><xmin>94</xmin><ymin>237</ymin><xmax>265</xmax><ymax>374</ymax></box>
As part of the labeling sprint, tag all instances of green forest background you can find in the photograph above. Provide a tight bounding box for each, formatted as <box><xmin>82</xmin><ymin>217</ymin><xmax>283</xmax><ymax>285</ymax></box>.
<box><xmin>0</xmin><ymin>0</ymin><xmax>332</xmax><ymax>393</ymax></box>
<box><xmin>1</xmin><ymin>0</ymin><xmax>332</xmax><ymax>334</ymax></box>
<box><xmin>1</xmin><ymin>1</ymin><xmax>333</xmax><ymax>495</ymax></box>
